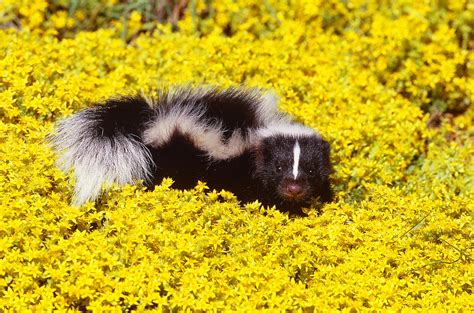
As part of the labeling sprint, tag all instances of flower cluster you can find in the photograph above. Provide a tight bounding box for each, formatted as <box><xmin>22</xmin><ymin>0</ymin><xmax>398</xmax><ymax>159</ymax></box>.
<box><xmin>0</xmin><ymin>0</ymin><xmax>472</xmax><ymax>311</ymax></box>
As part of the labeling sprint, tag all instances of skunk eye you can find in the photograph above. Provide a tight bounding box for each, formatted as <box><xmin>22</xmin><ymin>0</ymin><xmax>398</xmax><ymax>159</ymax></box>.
<box><xmin>274</xmin><ymin>162</ymin><xmax>283</xmax><ymax>172</ymax></box>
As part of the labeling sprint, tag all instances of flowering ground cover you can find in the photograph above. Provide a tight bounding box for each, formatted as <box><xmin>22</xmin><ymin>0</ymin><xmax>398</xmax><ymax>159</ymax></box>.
<box><xmin>0</xmin><ymin>0</ymin><xmax>472</xmax><ymax>311</ymax></box>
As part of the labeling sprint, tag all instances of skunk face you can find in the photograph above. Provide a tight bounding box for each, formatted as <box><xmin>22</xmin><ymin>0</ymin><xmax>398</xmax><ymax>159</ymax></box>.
<box><xmin>254</xmin><ymin>134</ymin><xmax>331</xmax><ymax>210</ymax></box>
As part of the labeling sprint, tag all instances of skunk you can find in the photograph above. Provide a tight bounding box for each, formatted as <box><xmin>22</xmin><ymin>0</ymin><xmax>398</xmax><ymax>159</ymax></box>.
<box><xmin>50</xmin><ymin>86</ymin><xmax>332</xmax><ymax>215</ymax></box>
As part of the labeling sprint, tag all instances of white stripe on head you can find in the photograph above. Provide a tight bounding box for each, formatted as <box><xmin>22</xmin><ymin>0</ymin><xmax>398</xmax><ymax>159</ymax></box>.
<box><xmin>292</xmin><ymin>140</ymin><xmax>301</xmax><ymax>179</ymax></box>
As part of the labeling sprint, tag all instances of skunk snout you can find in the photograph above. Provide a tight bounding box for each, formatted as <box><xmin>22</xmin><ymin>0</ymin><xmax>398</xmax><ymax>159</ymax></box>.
<box><xmin>279</xmin><ymin>179</ymin><xmax>308</xmax><ymax>201</ymax></box>
<box><xmin>286</xmin><ymin>183</ymin><xmax>303</xmax><ymax>197</ymax></box>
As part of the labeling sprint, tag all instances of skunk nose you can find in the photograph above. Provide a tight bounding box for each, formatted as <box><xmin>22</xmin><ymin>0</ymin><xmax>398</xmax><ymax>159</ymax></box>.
<box><xmin>286</xmin><ymin>183</ymin><xmax>303</xmax><ymax>197</ymax></box>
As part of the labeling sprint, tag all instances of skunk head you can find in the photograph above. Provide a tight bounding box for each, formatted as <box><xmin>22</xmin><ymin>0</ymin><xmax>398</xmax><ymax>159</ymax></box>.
<box><xmin>253</xmin><ymin>129</ymin><xmax>332</xmax><ymax>212</ymax></box>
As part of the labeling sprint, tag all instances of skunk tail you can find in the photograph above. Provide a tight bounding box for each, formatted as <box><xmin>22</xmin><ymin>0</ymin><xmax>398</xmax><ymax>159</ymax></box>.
<box><xmin>49</xmin><ymin>96</ymin><xmax>154</xmax><ymax>205</ymax></box>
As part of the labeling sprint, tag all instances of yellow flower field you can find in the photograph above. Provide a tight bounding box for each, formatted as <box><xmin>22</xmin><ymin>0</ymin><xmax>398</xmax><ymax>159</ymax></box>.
<box><xmin>0</xmin><ymin>0</ymin><xmax>472</xmax><ymax>311</ymax></box>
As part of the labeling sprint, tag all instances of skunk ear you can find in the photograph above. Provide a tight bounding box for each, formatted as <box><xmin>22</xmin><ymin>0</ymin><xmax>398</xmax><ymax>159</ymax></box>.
<box><xmin>321</xmin><ymin>139</ymin><xmax>330</xmax><ymax>156</ymax></box>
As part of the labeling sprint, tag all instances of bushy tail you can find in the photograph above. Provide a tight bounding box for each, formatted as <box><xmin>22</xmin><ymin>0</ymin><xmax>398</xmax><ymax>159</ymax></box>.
<box><xmin>49</xmin><ymin>97</ymin><xmax>154</xmax><ymax>205</ymax></box>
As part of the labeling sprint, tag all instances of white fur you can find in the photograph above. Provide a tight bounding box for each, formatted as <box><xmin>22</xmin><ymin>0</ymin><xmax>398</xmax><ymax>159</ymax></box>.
<box><xmin>256</xmin><ymin>121</ymin><xmax>318</xmax><ymax>139</ymax></box>
<box><xmin>143</xmin><ymin>104</ymin><xmax>203</xmax><ymax>147</ymax></box>
<box><xmin>255</xmin><ymin>91</ymin><xmax>280</xmax><ymax>124</ymax></box>
<box><xmin>143</xmin><ymin>89</ymin><xmax>258</xmax><ymax>160</ymax></box>
<box><xmin>50</xmin><ymin>111</ymin><xmax>153</xmax><ymax>205</ymax></box>
<box><xmin>292</xmin><ymin>141</ymin><xmax>301</xmax><ymax>179</ymax></box>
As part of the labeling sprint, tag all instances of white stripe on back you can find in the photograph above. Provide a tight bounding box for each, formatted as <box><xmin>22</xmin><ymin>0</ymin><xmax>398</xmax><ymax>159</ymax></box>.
<box><xmin>292</xmin><ymin>141</ymin><xmax>301</xmax><ymax>179</ymax></box>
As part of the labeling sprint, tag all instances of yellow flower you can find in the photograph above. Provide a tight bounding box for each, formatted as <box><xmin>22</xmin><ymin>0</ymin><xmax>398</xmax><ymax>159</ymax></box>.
<box><xmin>0</xmin><ymin>1</ymin><xmax>472</xmax><ymax>311</ymax></box>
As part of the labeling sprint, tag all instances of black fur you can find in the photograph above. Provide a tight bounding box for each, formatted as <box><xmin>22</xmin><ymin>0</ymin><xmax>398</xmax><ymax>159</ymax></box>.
<box><xmin>93</xmin><ymin>96</ymin><xmax>154</xmax><ymax>138</ymax></box>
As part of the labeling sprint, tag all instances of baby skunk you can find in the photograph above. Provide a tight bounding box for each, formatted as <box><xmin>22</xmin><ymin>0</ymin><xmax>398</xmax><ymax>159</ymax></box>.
<box><xmin>50</xmin><ymin>86</ymin><xmax>332</xmax><ymax>215</ymax></box>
